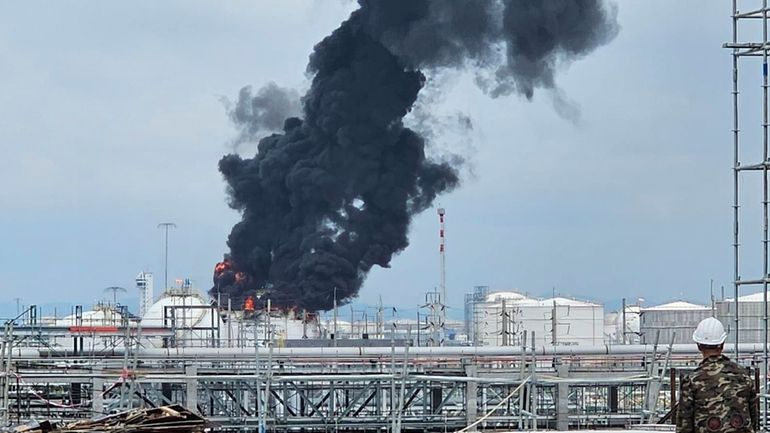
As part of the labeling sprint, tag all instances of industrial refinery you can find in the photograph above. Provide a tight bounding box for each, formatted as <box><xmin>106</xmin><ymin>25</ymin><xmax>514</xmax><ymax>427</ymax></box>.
<box><xmin>2</xmin><ymin>266</ymin><xmax>770</xmax><ymax>431</ymax></box>
<box><xmin>3</xmin><ymin>1</ymin><xmax>770</xmax><ymax>433</ymax></box>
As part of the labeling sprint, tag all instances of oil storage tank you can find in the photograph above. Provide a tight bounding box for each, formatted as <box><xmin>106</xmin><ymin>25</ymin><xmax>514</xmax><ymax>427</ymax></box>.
<box><xmin>639</xmin><ymin>301</ymin><xmax>711</xmax><ymax>345</ymax></box>
<box><xmin>717</xmin><ymin>291</ymin><xmax>770</xmax><ymax>344</ymax></box>
<box><xmin>469</xmin><ymin>290</ymin><xmax>604</xmax><ymax>347</ymax></box>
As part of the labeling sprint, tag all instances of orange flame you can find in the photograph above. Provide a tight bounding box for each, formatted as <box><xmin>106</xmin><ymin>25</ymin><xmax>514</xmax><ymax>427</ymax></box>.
<box><xmin>244</xmin><ymin>296</ymin><xmax>255</xmax><ymax>312</ymax></box>
<box><xmin>214</xmin><ymin>260</ymin><xmax>231</xmax><ymax>275</ymax></box>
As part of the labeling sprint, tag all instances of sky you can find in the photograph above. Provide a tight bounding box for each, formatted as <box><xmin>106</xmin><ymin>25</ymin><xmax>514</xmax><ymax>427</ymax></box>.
<box><xmin>0</xmin><ymin>1</ymin><xmax>755</xmax><ymax>319</ymax></box>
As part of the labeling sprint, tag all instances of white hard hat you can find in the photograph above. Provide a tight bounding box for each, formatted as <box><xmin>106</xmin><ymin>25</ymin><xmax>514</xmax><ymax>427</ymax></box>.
<box><xmin>692</xmin><ymin>317</ymin><xmax>727</xmax><ymax>345</ymax></box>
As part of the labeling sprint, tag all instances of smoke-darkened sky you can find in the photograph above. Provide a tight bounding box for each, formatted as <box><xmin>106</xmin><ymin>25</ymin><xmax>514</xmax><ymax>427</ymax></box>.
<box><xmin>0</xmin><ymin>1</ymin><xmax>746</xmax><ymax>316</ymax></box>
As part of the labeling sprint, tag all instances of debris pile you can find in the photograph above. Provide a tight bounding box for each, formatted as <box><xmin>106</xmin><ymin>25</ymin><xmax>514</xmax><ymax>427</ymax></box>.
<box><xmin>6</xmin><ymin>405</ymin><xmax>212</xmax><ymax>433</ymax></box>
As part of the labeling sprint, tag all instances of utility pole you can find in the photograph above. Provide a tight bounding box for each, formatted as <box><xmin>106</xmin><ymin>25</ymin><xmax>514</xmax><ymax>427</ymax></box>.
<box><xmin>157</xmin><ymin>222</ymin><xmax>177</xmax><ymax>290</ymax></box>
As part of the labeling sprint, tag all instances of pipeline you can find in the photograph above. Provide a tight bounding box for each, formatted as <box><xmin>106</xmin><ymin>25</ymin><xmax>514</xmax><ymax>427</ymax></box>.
<box><xmin>25</xmin><ymin>342</ymin><xmax>770</xmax><ymax>359</ymax></box>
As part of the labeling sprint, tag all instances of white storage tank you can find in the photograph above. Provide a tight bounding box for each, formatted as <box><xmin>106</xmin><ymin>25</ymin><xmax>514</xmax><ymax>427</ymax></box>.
<box><xmin>141</xmin><ymin>287</ymin><xmax>222</xmax><ymax>347</ymax></box>
<box><xmin>717</xmin><ymin>291</ymin><xmax>770</xmax><ymax>344</ymax></box>
<box><xmin>639</xmin><ymin>301</ymin><xmax>712</xmax><ymax>345</ymax></box>
<box><xmin>469</xmin><ymin>290</ymin><xmax>604</xmax><ymax>347</ymax></box>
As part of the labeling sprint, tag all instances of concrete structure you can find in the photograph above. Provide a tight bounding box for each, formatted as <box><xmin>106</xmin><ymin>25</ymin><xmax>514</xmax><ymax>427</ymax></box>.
<box><xmin>639</xmin><ymin>301</ymin><xmax>712</xmax><ymax>345</ymax></box>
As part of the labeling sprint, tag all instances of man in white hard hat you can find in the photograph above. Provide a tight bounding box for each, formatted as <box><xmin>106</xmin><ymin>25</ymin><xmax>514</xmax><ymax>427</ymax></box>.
<box><xmin>677</xmin><ymin>317</ymin><xmax>757</xmax><ymax>433</ymax></box>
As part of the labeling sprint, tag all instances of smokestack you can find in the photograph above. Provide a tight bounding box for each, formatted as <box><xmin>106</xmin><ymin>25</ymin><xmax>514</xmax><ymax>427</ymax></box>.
<box><xmin>213</xmin><ymin>0</ymin><xmax>619</xmax><ymax>312</ymax></box>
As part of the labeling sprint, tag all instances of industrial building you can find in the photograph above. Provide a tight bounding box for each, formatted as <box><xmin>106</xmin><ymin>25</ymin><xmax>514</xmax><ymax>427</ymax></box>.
<box><xmin>0</xmin><ymin>275</ymin><xmax>767</xmax><ymax>431</ymax></box>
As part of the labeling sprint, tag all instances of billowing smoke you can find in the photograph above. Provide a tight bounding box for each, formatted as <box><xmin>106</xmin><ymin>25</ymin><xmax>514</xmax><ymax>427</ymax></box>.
<box><xmin>356</xmin><ymin>0</ymin><xmax>618</xmax><ymax>98</ymax></box>
<box><xmin>225</xmin><ymin>83</ymin><xmax>301</xmax><ymax>146</ymax></box>
<box><xmin>213</xmin><ymin>0</ymin><xmax>618</xmax><ymax>311</ymax></box>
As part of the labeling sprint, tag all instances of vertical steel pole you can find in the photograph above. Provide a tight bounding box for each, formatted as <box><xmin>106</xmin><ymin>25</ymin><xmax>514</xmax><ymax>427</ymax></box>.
<box><xmin>390</xmin><ymin>325</ymin><xmax>396</xmax><ymax>433</ymax></box>
<box><xmin>762</xmin><ymin>0</ymin><xmax>770</xmax><ymax>426</ymax></box>
<box><xmin>254</xmin><ymin>311</ymin><xmax>263</xmax><ymax>433</ymax></box>
<box><xmin>437</xmin><ymin>208</ymin><xmax>446</xmax><ymax>346</ymax></box>
<box><xmin>0</xmin><ymin>323</ymin><xmax>7</xmax><ymax>427</ymax></box>
<box><xmin>157</xmin><ymin>222</ymin><xmax>176</xmax><ymax>290</ymax></box>
<box><xmin>622</xmin><ymin>298</ymin><xmax>627</xmax><ymax>344</ymax></box>
<box><xmin>164</xmin><ymin>228</ymin><xmax>169</xmax><ymax>288</ymax></box>
<box><xmin>2</xmin><ymin>322</ymin><xmax>13</xmax><ymax>427</ymax></box>
<box><xmin>265</xmin><ymin>299</ymin><xmax>273</xmax><ymax>429</ymax></box>
<box><xmin>732</xmin><ymin>0</ymin><xmax>741</xmax><ymax>358</ymax></box>
<box><xmin>394</xmin><ymin>327</ymin><xmax>411</xmax><ymax>433</ymax></box>
<box><xmin>333</xmin><ymin>287</ymin><xmax>338</xmax><ymax>347</ymax></box>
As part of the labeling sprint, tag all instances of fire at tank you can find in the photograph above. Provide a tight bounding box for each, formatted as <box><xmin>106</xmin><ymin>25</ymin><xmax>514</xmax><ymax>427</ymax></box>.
<box><xmin>211</xmin><ymin>0</ymin><xmax>619</xmax><ymax>312</ymax></box>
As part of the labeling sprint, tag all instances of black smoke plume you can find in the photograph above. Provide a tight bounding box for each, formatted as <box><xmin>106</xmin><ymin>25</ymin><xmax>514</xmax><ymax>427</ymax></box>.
<box><xmin>225</xmin><ymin>83</ymin><xmax>301</xmax><ymax>145</ymax></box>
<box><xmin>213</xmin><ymin>0</ymin><xmax>618</xmax><ymax>311</ymax></box>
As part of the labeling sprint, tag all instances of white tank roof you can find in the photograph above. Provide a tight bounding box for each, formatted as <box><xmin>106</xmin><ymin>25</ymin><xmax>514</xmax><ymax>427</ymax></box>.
<box><xmin>485</xmin><ymin>291</ymin><xmax>530</xmax><ymax>302</ymax></box>
<box><xmin>643</xmin><ymin>301</ymin><xmax>710</xmax><ymax>311</ymax></box>
<box><xmin>724</xmin><ymin>291</ymin><xmax>770</xmax><ymax>303</ymax></box>
<box><xmin>514</xmin><ymin>296</ymin><xmax>601</xmax><ymax>308</ymax></box>
<box><xmin>322</xmin><ymin>319</ymin><xmax>352</xmax><ymax>327</ymax></box>
<box><xmin>56</xmin><ymin>306</ymin><xmax>125</xmax><ymax>326</ymax></box>
<box><xmin>482</xmin><ymin>291</ymin><xmax>600</xmax><ymax>307</ymax></box>
<box><xmin>140</xmin><ymin>289</ymin><xmax>215</xmax><ymax>328</ymax></box>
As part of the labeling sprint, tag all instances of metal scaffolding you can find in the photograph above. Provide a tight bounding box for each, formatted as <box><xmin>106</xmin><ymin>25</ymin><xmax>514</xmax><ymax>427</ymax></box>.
<box><xmin>2</xmin><ymin>319</ymin><xmax>757</xmax><ymax>432</ymax></box>
<box><xmin>724</xmin><ymin>1</ymin><xmax>770</xmax><ymax>427</ymax></box>
<box><xmin>0</xmin><ymin>348</ymin><xmax>685</xmax><ymax>431</ymax></box>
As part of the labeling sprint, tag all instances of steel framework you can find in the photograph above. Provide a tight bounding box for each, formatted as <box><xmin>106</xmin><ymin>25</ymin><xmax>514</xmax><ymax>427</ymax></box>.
<box><xmin>2</xmin><ymin>326</ymin><xmax>750</xmax><ymax>432</ymax></box>
<box><xmin>724</xmin><ymin>2</ymin><xmax>770</xmax><ymax>428</ymax></box>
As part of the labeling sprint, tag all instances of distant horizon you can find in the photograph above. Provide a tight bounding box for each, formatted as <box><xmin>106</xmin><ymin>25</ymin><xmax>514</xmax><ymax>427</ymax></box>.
<box><xmin>0</xmin><ymin>283</ymin><xmax>730</xmax><ymax>324</ymax></box>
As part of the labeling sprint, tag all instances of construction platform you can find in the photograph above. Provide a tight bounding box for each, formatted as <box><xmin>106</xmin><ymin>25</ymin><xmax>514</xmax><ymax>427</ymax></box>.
<box><xmin>3</xmin><ymin>332</ymin><xmax>759</xmax><ymax>432</ymax></box>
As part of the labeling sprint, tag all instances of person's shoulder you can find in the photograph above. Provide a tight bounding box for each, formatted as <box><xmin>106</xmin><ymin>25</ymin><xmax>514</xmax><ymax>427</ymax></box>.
<box><xmin>689</xmin><ymin>359</ymin><xmax>709</xmax><ymax>376</ymax></box>
<box><xmin>721</xmin><ymin>357</ymin><xmax>751</xmax><ymax>373</ymax></box>
<box><xmin>718</xmin><ymin>357</ymin><xmax>755</xmax><ymax>385</ymax></box>
<box><xmin>682</xmin><ymin>365</ymin><xmax>702</xmax><ymax>386</ymax></box>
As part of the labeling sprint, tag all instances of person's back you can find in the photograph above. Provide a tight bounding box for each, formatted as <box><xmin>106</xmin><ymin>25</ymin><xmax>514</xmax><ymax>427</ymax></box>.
<box><xmin>677</xmin><ymin>317</ymin><xmax>757</xmax><ymax>433</ymax></box>
<box><xmin>677</xmin><ymin>355</ymin><xmax>756</xmax><ymax>433</ymax></box>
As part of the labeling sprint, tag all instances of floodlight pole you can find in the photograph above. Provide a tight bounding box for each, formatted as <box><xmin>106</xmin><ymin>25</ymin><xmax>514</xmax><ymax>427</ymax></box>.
<box><xmin>158</xmin><ymin>223</ymin><xmax>177</xmax><ymax>290</ymax></box>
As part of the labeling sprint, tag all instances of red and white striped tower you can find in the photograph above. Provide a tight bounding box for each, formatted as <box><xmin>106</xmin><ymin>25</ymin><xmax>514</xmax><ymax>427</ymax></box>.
<box><xmin>437</xmin><ymin>207</ymin><xmax>446</xmax><ymax>344</ymax></box>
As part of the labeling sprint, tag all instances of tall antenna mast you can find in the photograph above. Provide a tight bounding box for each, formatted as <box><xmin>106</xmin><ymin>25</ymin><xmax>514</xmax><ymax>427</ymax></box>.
<box><xmin>437</xmin><ymin>207</ymin><xmax>447</xmax><ymax>345</ymax></box>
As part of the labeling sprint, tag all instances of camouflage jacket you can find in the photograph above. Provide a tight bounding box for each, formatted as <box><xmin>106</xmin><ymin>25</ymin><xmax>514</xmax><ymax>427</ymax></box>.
<box><xmin>677</xmin><ymin>355</ymin><xmax>757</xmax><ymax>433</ymax></box>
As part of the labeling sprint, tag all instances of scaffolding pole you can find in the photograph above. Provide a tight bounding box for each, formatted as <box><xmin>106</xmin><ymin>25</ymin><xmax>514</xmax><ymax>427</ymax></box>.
<box><xmin>725</xmin><ymin>2</ymin><xmax>770</xmax><ymax>428</ymax></box>
<box><xmin>764</xmin><ymin>2</ymin><xmax>769</xmax><ymax>429</ymax></box>
<box><xmin>732</xmin><ymin>0</ymin><xmax>742</xmax><ymax>360</ymax></box>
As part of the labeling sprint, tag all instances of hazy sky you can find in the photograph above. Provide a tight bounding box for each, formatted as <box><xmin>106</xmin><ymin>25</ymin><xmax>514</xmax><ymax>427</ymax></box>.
<box><xmin>0</xmin><ymin>1</ymin><xmax>752</xmax><ymax>318</ymax></box>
